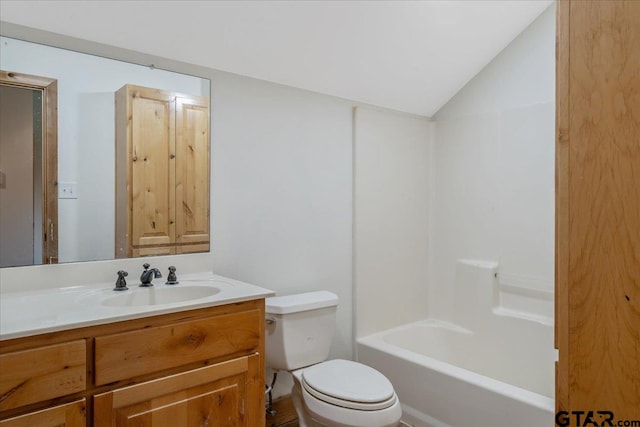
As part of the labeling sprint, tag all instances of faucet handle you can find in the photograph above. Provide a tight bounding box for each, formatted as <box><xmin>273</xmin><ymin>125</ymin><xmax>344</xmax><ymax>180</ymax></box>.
<box><xmin>142</xmin><ymin>262</ymin><xmax>150</xmax><ymax>270</ymax></box>
<box><xmin>166</xmin><ymin>266</ymin><xmax>179</xmax><ymax>285</ymax></box>
<box><xmin>114</xmin><ymin>270</ymin><xmax>128</xmax><ymax>291</ymax></box>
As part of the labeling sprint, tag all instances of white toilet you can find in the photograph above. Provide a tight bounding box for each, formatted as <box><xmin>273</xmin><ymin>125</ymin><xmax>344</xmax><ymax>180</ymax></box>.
<box><xmin>265</xmin><ymin>291</ymin><xmax>402</xmax><ymax>427</ymax></box>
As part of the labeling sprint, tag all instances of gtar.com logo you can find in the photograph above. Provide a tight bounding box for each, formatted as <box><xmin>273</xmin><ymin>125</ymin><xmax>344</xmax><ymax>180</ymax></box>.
<box><xmin>556</xmin><ymin>411</ymin><xmax>640</xmax><ymax>427</ymax></box>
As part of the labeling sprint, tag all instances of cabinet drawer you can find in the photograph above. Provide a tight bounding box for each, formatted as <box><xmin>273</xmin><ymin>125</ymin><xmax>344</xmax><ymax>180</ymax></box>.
<box><xmin>94</xmin><ymin>309</ymin><xmax>261</xmax><ymax>385</ymax></box>
<box><xmin>0</xmin><ymin>399</ymin><xmax>86</xmax><ymax>427</ymax></box>
<box><xmin>0</xmin><ymin>341</ymin><xmax>86</xmax><ymax>411</ymax></box>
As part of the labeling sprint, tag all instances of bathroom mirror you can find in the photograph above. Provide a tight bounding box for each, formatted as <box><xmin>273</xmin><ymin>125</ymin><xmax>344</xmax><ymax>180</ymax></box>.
<box><xmin>0</xmin><ymin>36</ymin><xmax>211</xmax><ymax>268</ymax></box>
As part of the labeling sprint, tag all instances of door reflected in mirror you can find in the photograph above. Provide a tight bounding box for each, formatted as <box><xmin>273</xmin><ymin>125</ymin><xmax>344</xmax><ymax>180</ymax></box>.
<box><xmin>0</xmin><ymin>36</ymin><xmax>211</xmax><ymax>268</ymax></box>
<box><xmin>0</xmin><ymin>71</ymin><xmax>58</xmax><ymax>267</ymax></box>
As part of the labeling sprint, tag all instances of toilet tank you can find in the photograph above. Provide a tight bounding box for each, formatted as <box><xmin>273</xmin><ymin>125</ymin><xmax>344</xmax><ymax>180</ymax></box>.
<box><xmin>265</xmin><ymin>291</ymin><xmax>338</xmax><ymax>371</ymax></box>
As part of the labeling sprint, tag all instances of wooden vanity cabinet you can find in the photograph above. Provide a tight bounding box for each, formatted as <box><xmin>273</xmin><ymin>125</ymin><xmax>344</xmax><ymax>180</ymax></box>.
<box><xmin>0</xmin><ymin>299</ymin><xmax>265</xmax><ymax>427</ymax></box>
<box><xmin>115</xmin><ymin>84</ymin><xmax>210</xmax><ymax>258</ymax></box>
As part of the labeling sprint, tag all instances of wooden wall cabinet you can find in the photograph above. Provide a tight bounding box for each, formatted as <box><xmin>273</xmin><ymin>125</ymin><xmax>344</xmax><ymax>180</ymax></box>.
<box><xmin>115</xmin><ymin>84</ymin><xmax>210</xmax><ymax>258</ymax></box>
<box><xmin>0</xmin><ymin>299</ymin><xmax>265</xmax><ymax>427</ymax></box>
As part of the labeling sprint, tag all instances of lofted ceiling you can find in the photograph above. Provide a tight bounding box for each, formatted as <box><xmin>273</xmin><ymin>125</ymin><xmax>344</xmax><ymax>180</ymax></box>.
<box><xmin>0</xmin><ymin>1</ymin><xmax>553</xmax><ymax>117</ymax></box>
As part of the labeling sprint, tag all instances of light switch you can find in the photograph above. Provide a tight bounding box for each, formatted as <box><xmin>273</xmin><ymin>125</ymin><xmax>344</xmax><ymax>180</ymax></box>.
<box><xmin>58</xmin><ymin>181</ymin><xmax>78</xmax><ymax>199</ymax></box>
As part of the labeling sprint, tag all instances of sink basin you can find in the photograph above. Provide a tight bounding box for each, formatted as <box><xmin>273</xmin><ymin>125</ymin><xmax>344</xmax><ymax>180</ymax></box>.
<box><xmin>102</xmin><ymin>285</ymin><xmax>220</xmax><ymax>307</ymax></box>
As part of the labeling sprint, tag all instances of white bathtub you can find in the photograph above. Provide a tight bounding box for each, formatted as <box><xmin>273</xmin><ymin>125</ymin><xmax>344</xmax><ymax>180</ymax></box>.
<box><xmin>357</xmin><ymin>318</ymin><xmax>555</xmax><ymax>427</ymax></box>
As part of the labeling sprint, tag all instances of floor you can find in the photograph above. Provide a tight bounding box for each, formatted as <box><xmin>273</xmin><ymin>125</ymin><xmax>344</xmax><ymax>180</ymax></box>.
<box><xmin>265</xmin><ymin>395</ymin><xmax>298</xmax><ymax>427</ymax></box>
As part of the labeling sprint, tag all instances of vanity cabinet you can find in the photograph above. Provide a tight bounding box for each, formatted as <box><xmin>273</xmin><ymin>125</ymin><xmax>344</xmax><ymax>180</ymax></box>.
<box><xmin>115</xmin><ymin>84</ymin><xmax>210</xmax><ymax>259</ymax></box>
<box><xmin>0</xmin><ymin>299</ymin><xmax>265</xmax><ymax>427</ymax></box>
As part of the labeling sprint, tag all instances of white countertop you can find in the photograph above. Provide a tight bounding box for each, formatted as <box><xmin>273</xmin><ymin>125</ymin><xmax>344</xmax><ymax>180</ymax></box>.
<box><xmin>0</xmin><ymin>272</ymin><xmax>275</xmax><ymax>341</ymax></box>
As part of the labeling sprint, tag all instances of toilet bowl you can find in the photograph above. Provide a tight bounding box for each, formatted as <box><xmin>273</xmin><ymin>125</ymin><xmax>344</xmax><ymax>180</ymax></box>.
<box><xmin>291</xmin><ymin>359</ymin><xmax>402</xmax><ymax>427</ymax></box>
<box><xmin>265</xmin><ymin>292</ymin><xmax>402</xmax><ymax>427</ymax></box>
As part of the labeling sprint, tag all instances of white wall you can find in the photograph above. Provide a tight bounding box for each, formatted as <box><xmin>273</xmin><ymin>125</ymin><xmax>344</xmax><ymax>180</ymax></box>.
<box><xmin>0</xmin><ymin>36</ymin><xmax>207</xmax><ymax>263</ymax></box>
<box><xmin>431</xmin><ymin>4</ymin><xmax>556</xmax><ymax>321</ymax></box>
<box><xmin>354</xmin><ymin>107</ymin><xmax>433</xmax><ymax>338</ymax></box>
<box><xmin>435</xmin><ymin>4</ymin><xmax>555</xmax><ymax>120</ymax></box>
<box><xmin>209</xmin><ymin>71</ymin><xmax>354</xmax><ymax>360</ymax></box>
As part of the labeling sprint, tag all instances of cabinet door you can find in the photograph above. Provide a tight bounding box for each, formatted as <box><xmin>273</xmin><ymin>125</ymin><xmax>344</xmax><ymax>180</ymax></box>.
<box><xmin>94</xmin><ymin>355</ymin><xmax>259</xmax><ymax>427</ymax></box>
<box><xmin>0</xmin><ymin>399</ymin><xmax>86</xmax><ymax>427</ymax></box>
<box><xmin>128</xmin><ymin>86</ymin><xmax>176</xmax><ymax>248</ymax></box>
<box><xmin>175</xmin><ymin>95</ymin><xmax>210</xmax><ymax>245</ymax></box>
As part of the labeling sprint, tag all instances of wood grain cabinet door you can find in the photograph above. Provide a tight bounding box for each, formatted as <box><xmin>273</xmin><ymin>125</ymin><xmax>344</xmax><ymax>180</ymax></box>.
<box><xmin>128</xmin><ymin>86</ymin><xmax>176</xmax><ymax>248</ymax></box>
<box><xmin>0</xmin><ymin>399</ymin><xmax>86</xmax><ymax>427</ymax></box>
<box><xmin>115</xmin><ymin>84</ymin><xmax>210</xmax><ymax>257</ymax></box>
<box><xmin>175</xmin><ymin>95</ymin><xmax>210</xmax><ymax>247</ymax></box>
<box><xmin>94</xmin><ymin>355</ymin><xmax>259</xmax><ymax>427</ymax></box>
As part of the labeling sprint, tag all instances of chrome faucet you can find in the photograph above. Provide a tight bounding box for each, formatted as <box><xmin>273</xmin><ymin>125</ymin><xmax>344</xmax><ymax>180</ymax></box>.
<box><xmin>140</xmin><ymin>263</ymin><xmax>162</xmax><ymax>287</ymax></box>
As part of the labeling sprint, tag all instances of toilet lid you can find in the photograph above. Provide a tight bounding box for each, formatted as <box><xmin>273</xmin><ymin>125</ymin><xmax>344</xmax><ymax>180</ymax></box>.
<box><xmin>301</xmin><ymin>360</ymin><xmax>396</xmax><ymax>410</ymax></box>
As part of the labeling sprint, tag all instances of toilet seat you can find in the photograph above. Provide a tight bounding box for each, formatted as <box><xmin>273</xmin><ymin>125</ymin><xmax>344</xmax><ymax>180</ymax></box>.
<box><xmin>300</xmin><ymin>359</ymin><xmax>398</xmax><ymax>411</ymax></box>
<box><xmin>291</xmin><ymin>360</ymin><xmax>403</xmax><ymax>427</ymax></box>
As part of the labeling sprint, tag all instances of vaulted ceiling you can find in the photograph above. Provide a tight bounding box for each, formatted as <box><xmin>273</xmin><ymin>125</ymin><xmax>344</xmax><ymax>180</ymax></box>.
<box><xmin>0</xmin><ymin>1</ymin><xmax>553</xmax><ymax>117</ymax></box>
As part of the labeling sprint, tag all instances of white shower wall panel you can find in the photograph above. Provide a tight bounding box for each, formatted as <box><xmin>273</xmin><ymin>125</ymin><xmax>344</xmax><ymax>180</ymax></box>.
<box><xmin>353</xmin><ymin>106</ymin><xmax>433</xmax><ymax>338</ymax></box>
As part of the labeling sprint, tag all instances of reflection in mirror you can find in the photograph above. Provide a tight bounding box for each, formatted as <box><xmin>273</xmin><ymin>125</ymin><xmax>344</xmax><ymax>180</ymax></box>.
<box><xmin>0</xmin><ymin>85</ymin><xmax>43</xmax><ymax>267</ymax></box>
<box><xmin>115</xmin><ymin>84</ymin><xmax>210</xmax><ymax>258</ymax></box>
<box><xmin>0</xmin><ymin>36</ymin><xmax>211</xmax><ymax>267</ymax></box>
<box><xmin>0</xmin><ymin>71</ymin><xmax>58</xmax><ymax>268</ymax></box>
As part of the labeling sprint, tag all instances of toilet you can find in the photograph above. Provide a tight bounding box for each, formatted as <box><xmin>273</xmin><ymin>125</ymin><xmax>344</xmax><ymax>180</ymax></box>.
<box><xmin>265</xmin><ymin>291</ymin><xmax>402</xmax><ymax>427</ymax></box>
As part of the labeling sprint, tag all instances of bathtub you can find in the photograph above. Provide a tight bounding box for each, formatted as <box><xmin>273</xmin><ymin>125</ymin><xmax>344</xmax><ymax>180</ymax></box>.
<box><xmin>357</xmin><ymin>318</ymin><xmax>555</xmax><ymax>427</ymax></box>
